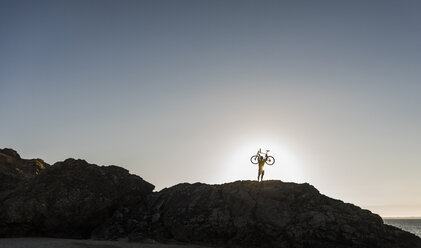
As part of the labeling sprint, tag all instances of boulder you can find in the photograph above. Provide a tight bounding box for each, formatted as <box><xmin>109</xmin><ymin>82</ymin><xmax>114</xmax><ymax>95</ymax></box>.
<box><xmin>2</xmin><ymin>149</ymin><xmax>420</xmax><ymax>247</ymax></box>
<box><xmin>0</xmin><ymin>158</ymin><xmax>154</xmax><ymax>238</ymax></box>
<box><xmin>96</xmin><ymin>180</ymin><xmax>421</xmax><ymax>248</ymax></box>
<box><xmin>0</xmin><ymin>148</ymin><xmax>49</xmax><ymax>195</ymax></box>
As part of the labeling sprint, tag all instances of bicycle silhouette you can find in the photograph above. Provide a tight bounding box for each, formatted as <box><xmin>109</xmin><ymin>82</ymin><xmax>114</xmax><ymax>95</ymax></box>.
<box><xmin>250</xmin><ymin>149</ymin><xmax>275</xmax><ymax>165</ymax></box>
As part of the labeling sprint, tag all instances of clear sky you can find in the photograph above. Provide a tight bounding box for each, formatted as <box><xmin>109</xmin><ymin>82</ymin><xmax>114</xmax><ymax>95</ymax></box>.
<box><xmin>1</xmin><ymin>0</ymin><xmax>421</xmax><ymax>217</ymax></box>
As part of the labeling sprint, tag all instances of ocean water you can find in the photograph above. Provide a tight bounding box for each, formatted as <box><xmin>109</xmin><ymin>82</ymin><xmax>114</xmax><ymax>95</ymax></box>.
<box><xmin>384</xmin><ymin>219</ymin><xmax>421</xmax><ymax>238</ymax></box>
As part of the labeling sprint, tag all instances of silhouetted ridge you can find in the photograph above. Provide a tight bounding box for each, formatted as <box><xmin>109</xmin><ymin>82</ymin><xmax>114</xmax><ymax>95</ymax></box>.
<box><xmin>94</xmin><ymin>180</ymin><xmax>421</xmax><ymax>247</ymax></box>
<box><xmin>0</xmin><ymin>148</ymin><xmax>49</xmax><ymax>195</ymax></box>
<box><xmin>1</xmin><ymin>149</ymin><xmax>420</xmax><ymax>247</ymax></box>
<box><xmin>0</xmin><ymin>148</ymin><xmax>21</xmax><ymax>159</ymax></box>
<box><xmin>0</xmin><ymin>150</ymin><xmax>154</xmax><ymax>238</ymax></box>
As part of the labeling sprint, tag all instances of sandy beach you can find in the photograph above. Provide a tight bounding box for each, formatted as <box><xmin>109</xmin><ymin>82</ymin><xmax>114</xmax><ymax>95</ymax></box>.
<box><xmin>0</xmin><ymin>238</ymin><xmax>212</xmax><ymax>248</ymax></box>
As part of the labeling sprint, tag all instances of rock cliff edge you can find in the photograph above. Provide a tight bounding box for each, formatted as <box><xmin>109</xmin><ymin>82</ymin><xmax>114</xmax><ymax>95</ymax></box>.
<box><xmin>1</xmin><ymin>148</ymin><xmax>420</xmax><ymax>248</ymax></box>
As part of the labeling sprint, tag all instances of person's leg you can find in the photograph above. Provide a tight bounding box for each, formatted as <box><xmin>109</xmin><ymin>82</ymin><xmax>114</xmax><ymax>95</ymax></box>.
<box><xmin>261</xmin><ymin>170</ymin><xmax>264</xmax><ymax>181</ymax></box>
<box><xmin>258</xmin><ymin>170</ymin><xmax>261</xmax><ymax>181</ymax></box>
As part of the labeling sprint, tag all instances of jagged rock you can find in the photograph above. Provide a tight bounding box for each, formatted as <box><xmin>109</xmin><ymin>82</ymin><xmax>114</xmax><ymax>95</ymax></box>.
<box><xmin>0</xmin><ymin>157</ymin><xmax>154</xmax><ymax>238</ymax></box>
<box><xmin>0</xmin><ymin>148</ymin><xmax>21</xmax><ymax>159</ymax></box>
<box><xmin>95</xmin><ymin>181</ymin><xmax>421</xmax><ymax>248</ymax></box>
<box><xmin>0</xmin><ymin>149</ymin><xmax>49</xmax><ymax>195</ymax></box>
<box><xmin>2</xmin><ymin>149</ymin><xmax>421</xmax><ymax>247</ymax></box>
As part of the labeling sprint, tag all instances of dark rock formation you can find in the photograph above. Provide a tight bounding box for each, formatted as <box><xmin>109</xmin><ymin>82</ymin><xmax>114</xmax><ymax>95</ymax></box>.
<box><xmin>0</xmin><ymin>151</ymin><xmax>154</xmax><ymax>238</ymax></box>
<box><xmin>0</xmin><ymin>148</ymin><xmax>49</xmax><ymax>196</ymax></box>
<box><xmin>95</xmin><ymin>181</ymin><xmax>421</xmax><ymax>248</ymax></box>
<box><xmin>1</xmin><ymin>149</ymin><xmax>421</xmax><ymax>247</ymax></box>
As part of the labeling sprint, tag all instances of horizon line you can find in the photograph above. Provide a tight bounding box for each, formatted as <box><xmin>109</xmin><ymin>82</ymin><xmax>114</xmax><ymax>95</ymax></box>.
<box><xmin>382</xmin><ymin>216</ymin><xmax>421</xmax><ymax>219</ymax></box>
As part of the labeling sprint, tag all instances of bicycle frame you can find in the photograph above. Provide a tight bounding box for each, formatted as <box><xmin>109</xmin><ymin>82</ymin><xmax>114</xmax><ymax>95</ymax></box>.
<box><xmin>257</xmin><ymin>148</ymin><xmax>270</xmax><ymax>158</ymax></box>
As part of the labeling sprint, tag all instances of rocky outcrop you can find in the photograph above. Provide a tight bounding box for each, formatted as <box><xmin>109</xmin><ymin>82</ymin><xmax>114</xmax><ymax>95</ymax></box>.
<box><xmin>1</xmin><ymin>149</ymin><xmax>421</xmax><ymax>247</ymax></box>
<box><xmin>95</xmin><ymin>181</ymin><xmax>421</xmax><ymax>248</ymax></box>
<box><xmin>0</xmin><ymin>151</ymin><xmax>154</xmax><ymax>238</ymax></box>
<box><xmin>0</xmin><ymin>148</ymin><xmax>49</xmax><ymax>196</ymax></box>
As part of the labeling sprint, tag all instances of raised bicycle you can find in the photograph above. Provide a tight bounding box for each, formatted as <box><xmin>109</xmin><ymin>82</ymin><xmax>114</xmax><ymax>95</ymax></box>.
<box><xmin>250</xmin><ymin>149</ymin><xmax>275</xmax><ymax>165</ymax></box>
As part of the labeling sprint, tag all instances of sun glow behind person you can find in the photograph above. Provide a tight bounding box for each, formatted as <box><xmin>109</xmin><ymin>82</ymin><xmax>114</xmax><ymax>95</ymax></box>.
<box><xmin>219</xmin><ymin>135</ymin><xmax>306</xmax><ymax>184</ymax></box>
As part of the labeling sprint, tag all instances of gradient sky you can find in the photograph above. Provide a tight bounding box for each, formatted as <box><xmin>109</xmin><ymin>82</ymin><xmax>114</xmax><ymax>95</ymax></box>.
<box><xmin>1</xmin><ymin>0</ymin><xmax>421</xmax><ymax>217</ymax></box>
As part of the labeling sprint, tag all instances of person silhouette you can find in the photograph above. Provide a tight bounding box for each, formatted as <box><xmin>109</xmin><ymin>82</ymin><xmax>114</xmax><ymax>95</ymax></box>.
<box><xmin>257</xmin><ymin>154</ymin><xmax>267</xmax><ymax>182</ymax></box>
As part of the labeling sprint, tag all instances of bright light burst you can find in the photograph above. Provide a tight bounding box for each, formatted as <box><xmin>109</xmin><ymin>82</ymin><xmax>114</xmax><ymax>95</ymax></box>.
<box><xmin>218</xmin><ymin>134</ymin><xmax>306</xmax><ymax>184</ymax></box>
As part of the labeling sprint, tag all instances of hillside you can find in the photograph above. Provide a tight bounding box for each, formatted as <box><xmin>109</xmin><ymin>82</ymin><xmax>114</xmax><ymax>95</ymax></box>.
<box><xmin>1</xmin><ymin>148</ymin><xmax>420</xmax><ymax>248</ymax></box>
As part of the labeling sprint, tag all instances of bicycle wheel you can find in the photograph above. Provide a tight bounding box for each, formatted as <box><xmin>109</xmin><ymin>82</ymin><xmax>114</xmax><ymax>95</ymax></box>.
<box><xmin>250</xmin><ymin>155</ymin><xmax>259</xmax><ymax>164</ymax></box>
<box><xmin>266</xmin><ymin>156</ymin><xmax>275</xmax><ymax>165</ymax></box>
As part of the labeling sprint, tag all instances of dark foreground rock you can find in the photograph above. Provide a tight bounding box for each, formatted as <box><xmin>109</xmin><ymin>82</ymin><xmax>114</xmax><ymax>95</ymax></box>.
<box><xmin>1</xmin><ymin>149</ymin><xmax>421</xmax><ymax>247</ymax></box>
<box><xmin>95</xmin><ymin>181</ymin><xmax>421</xmax><ymax>248</ymax></box>
<box><xmin>0</xmin><ymin>148</ymin><xmax>49</xmax><ymax>195</ymax></box>
<box><xmin>0</xmin><ymin>150</ymin><xmax>154</xmax><ymax>238</ymax></box>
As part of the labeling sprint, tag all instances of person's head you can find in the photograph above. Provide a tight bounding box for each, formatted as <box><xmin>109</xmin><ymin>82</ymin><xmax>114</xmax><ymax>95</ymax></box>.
<box><xmin>259</xmin><ymin>156</ymin><xmax>263</xmax><ymax>160</ymax></box>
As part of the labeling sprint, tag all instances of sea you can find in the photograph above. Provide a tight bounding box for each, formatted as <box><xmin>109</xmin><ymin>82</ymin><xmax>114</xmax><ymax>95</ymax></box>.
<box><xmin>383</xmin><ymin>219</ymin><xmax>421</xmax><ymax>238</ymax></box>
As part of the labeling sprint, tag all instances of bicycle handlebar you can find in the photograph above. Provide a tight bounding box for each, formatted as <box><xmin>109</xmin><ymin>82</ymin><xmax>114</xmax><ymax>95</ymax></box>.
<box><xmin>257</xmin><ymin>149</ymin><xmax>270</xmax><ymax>155</ymax></box>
